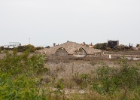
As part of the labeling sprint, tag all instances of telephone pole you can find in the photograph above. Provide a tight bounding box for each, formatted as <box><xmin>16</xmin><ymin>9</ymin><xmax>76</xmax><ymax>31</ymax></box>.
<box><xmin>29</xmin><ymin>38</ymin><xmax>30</xmax><ymax>44</ymax></box>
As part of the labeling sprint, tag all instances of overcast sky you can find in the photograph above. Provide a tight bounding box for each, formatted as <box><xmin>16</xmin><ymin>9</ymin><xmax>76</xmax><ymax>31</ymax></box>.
<box><xmin>0</xmin><ymin>0</ymin><xmax>140</xmax><ymax>47</ymax></box>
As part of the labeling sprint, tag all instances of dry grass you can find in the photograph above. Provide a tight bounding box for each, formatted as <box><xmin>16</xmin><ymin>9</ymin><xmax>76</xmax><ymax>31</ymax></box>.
<box><xmin>1</xmin><ymin>50</ymin><xmax>140</xmax><ymax>99</ymax></box>
<box><xmin>45</xmin><ymin>56</ymin><xmax>123</xmax><ymax>80</ymax></box>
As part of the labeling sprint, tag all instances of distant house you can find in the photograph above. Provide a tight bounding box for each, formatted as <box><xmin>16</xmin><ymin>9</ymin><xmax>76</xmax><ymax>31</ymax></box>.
<box><xmin>108</xmin><ymin>40</ymin><xmax>119</xmax><ymax>48</ymax></box>
<box><xmin>4</xmin><ymin>42</ymin><xmax>21</xmax><ymax>49</ymax></box>
<box><xmin>9</xmin><ymin>42</ymin><xmax>21</xmax><ymax>48</ymax></box>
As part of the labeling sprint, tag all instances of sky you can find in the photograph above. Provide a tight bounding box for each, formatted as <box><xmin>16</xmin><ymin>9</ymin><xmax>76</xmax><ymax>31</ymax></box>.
<box><xmin>0</xmin><ymin>0</ymin><xmax>140</xmax><ymax>47</ymax></box>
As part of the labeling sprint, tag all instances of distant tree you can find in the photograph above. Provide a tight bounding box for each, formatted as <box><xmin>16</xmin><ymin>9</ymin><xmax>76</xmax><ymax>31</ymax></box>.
<box><xmin>0</xmin><ymin>46</ymin><xmax>4</xmax><ymax>50</ymax></box>
<box><xmin>136</xmin><ymin>44</ymin><xmax>140</xmax><ymax>47</ymax></box>
<box><xmin>94</xmin><ymin>43</ymin><xmax>107</xmax><ymax>50</ymax></box>
<box><xmin>119</xmin><ymin>44</ymin><xmax>125</xmax><ymax>49</ymax></box>
<box><xmin>17</xmin><ymin>44</ymin><xmax>36</xmax><ymax>52</ymax></box>
<box><xmin>36</xmin><ymin>46</ymin><xmax>44</xmax><ymax>50</ymax></box>
<box><xmin>45</xmin><ymin>46</ymin><xmax>50</xmax><ymax>48</ymax></box>
<box><xmin>26</xmin><ymin>44</ymin><xmax>36</xmax><ymax>52</ymax></box>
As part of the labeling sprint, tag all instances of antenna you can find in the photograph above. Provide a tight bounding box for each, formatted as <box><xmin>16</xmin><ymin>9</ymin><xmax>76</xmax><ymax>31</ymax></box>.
<box><xmin>29</xmin><ymin>38</ymin><xmax>30</xmax><ymax>44</ymax></box>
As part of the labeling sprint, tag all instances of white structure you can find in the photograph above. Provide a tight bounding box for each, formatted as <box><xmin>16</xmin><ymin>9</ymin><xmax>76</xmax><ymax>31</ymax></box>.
<box><xmin>109</xmin><ymin>54</ymin><xmax>112</xmax><ymax>59</ymax></box>
<box><xmin>4</xmin><ymin>45</ymin><xmax>9</xmax><ymax>49</ymax></box>
<box><xmin>4</xmin><ymin>42</ymin><xmax>21</xmax><ymax>49</ymax></box>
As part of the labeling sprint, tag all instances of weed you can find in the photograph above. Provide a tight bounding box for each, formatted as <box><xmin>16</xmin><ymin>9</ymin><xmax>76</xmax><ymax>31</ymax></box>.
<box><xmin>0</xmin><ymin>50</ymin><xmax>48</xmax><ymax>100</ymax></box>
<box><xmin>94</xmin><ymin>57</ymin><xmax>140</xmax><ymax>99</ymax></box>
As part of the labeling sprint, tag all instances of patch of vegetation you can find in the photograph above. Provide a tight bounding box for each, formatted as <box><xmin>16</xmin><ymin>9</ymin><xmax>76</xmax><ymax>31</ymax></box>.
<box><xmin>36</xmin><ymin>46</ymin><xmax>44</xmax><ymax>50</ymax></box>
<box><xmin>72</xmin><ymin>72</ymin><xmax>91</xmax><ymax>89</ymax></box>
<box><xmin>0</xmin><ymin>49</ymin><xmax>47</xmax><ymax>100</ymax></box>
<box><xmin>93</xmin><ymin>57</ymin><xmax>140</xmax><ymax>99</ymax></box>
<box><xmin>17</xmin><ymin>44</ymin><xmax>36</xmax><ymax>52</ymax></box>
<box><xmin>1</xmin><ymin>49</ymin><xmax>140</xmax><ymax>99</ymax></box>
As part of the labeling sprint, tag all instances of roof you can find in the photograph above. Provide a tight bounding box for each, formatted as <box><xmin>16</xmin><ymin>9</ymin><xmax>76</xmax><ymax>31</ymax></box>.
<box><xmin>38</xmin><ymin>42</ymin><xmax>102</xmax><ymax>55</ymax></box>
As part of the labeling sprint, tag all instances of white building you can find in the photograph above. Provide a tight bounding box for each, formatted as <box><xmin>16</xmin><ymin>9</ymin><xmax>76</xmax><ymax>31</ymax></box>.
<box><xmin>4</xmin><ymin>42</ymin><xmax>21</xmax><ymax>49</ymax></box>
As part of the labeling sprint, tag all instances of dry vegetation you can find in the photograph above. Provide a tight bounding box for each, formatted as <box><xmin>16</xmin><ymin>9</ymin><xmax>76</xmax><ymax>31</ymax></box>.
<box><xmin>1</xmin><ymin>49</ymin><xmax>140</xmax><ymax>100</ymax></box>
<box><xmin>41</xmin><ymin>55</ymin><xmax>140</xmax><ymax>99</ymax></box>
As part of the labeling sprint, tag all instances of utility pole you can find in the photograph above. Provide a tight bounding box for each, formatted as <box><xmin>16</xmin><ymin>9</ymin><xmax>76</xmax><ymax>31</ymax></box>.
<box><xmin>29</xmin><ymin>38</ymin><xmax>30</xmax><ymax>44</ymax></box>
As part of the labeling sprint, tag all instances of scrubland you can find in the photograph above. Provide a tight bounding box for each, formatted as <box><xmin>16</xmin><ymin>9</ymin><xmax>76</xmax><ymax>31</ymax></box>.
<box><xmin>1</xmin><ymin>50</ymin><xmax>140</xmax><ymax>100</ymax></box>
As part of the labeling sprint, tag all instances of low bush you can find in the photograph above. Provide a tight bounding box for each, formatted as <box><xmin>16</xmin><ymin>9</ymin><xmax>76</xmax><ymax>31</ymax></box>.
<box><xmin>17</xmin><ymin>44</ymin><xmax>36</xmax><ymax>52</ymax></box>
<box><xmin>36</xmin><ymin>46</ymin><xmax>44</xmax><ymax>50</ymax></box>
<box><xmin>0</xmin><ymin>49</ymin><xmax>48</xmax><ymax>100</ymax></box>
<box><xmin>93</xmin><ymin>57</ymin><xmax>140</xmax><ymax>99</ymax></box>
<box><xmin>1</xmin><ymin>49</ymin><xmax>140</xmax><ymax>99</ymax></box>
<box><xmin>72</xmin><ymin>73</ymin><xmax>91</xmax><ymax>89</ymax></box>
<box><xmin>0</xmin><ymin>73</ymin><xmax>46</xmax><ymax>100</ymax></box>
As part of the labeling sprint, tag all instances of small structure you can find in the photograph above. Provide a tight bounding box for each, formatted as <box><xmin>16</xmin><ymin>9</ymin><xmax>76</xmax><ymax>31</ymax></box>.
<box><xmin>38</xmin><ymin>41</ymin><xmax>102</xmax><ymax>57</ymax></box>
<box><xmin>4</xmin><ymin>42</ymin><xmax>21</xmax><ymax>49</ymax></box>
<box><xmin>109</xmin><ymin>54</ymin><xmax>112</xmax><ymax>59</ymax></box>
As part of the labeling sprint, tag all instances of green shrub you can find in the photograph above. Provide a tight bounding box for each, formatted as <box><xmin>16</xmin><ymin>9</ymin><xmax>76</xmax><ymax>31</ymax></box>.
<box><xmin>0</xmin><ymin>50</ymin><xmax>48</xmax><ymax>99</ymax></box>
<box><xmin>36</xmin><ymin>46</ymin><xmax>44</xmax><ymax>50</ymax></box>
<box><xmin>94</xmin><ymin>57</ymin><xmax>140</xmax><ymax>99</ymax></box>
<box><xmin>72</xmin><ymin>73</ymin><xmax>91</xmax><ymax>89</ymax></box>
<box><xmin>0</xmin><ymin>49</ymin><xmax>47</xmax><ymax>75</ymax></box>
<box><xmin>0</xmin><ymin>73</ymin><xmax>46</xmax><ymax>100</ymax></box>
<box><xmin>17</xmin><ymin>44</ymin><xmax>36</xmax><ymax>52</ymax></box>
<box><xmin>95</xmin><ymin>65</ymin><xmax>117</xmax><ymax>94</ymax></box>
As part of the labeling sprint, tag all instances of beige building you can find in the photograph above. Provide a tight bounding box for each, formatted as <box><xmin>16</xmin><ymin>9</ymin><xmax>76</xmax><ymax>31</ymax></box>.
<box><xmin>38</xmin><ymin>41</ymin><xmax>102</xmax><ymax>57</ymax></box>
